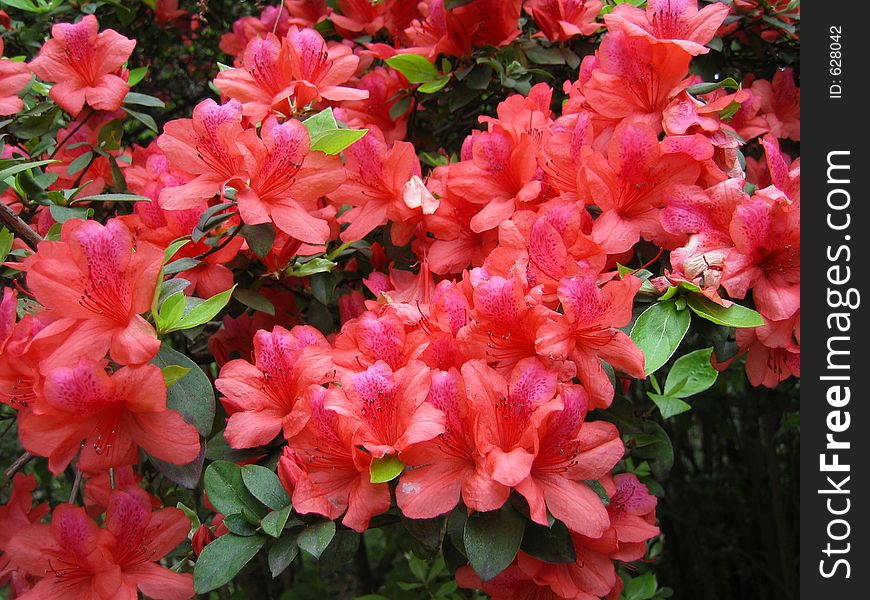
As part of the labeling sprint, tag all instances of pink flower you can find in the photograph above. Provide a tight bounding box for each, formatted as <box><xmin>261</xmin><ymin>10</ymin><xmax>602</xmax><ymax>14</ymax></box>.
<box><xmin>0</xmin><ymin>38</ymin><xmax>31</xmax><ymax>115</ymax></box>
<box><xmin>524</xmin><ymin>0</ymin><xmax>603</xmax><ymax>42</ymax></box>
<box><xmin>605</xmin><ymin>0</ymin><xmax>731</xmax><ymax>55</ymax></box>
<box><xmin>278</xmin><ymin>388</ymin><xmax>391</xmax><ymax>532</ymax></box>
<box><xmin>29</xmin><ymin>15</ymin><xmax>135</xmax><ymax>116</ymax></box>
<box><xmin>157</xmin><ymin>99</ymin><xmax>246</xmax><ymax>210</ymax></box>
<box><xmin>22</xmin><ymin>218</ymin><xmax>163</xmax><ymax>369</ymax></box>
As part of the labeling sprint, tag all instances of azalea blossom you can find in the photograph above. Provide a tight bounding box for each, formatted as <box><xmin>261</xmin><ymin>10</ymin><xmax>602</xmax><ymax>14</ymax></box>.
<box><xmin>29</xmin><ymin>14</ymin><xmax>136</xmax><ymax>116</ymax></box>
<box><xmin>278</xmin><ymin>387</ymin><xmax>391</xmax><ymax>532</ymax></box>
<box><xmin>6</xmin><ymin>491</ymin><xmax>193</xmax><ymax>600</ymax></box>
<box><xmin>215</xmin><ymin>325</ymin><xmax>334</xmax><ymax>448</ymax></box>
<box><xmin>524</xmin><ymin>0</ymin><xmax>603</xmax><ymax>42</ymax></box>
<box><xmin>0</xmin><ymin>38</ymin><xmax>32</xmax><ymax>115</ymax></box>
<box><xmin>605</xmin><ymin>0</ymin><xmax>731</xmax><ymax>55</ymax></box>
<box><xmin>18</xmin><ymin>360</ymin><xmax>200</xmax><ymax>474</ymax></box>
<box><xmin>22</xmin><ymin>218</ymin><xmax>163</xmax><ymax>369</ymax></box>
<box><xmin>235</xmin><ymin>117</ymin><xmax>344</xmax><ymax>244</ymax></box>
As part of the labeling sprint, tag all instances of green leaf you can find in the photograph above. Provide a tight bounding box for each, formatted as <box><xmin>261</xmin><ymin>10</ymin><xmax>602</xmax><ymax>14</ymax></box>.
<box><xmin>123</xmin><ymin>107</ymin><xmax>159</xmax><ymax>133</ymax></box>
<box><xmin>268</xmin><ymin>529</ymin><xmax>299</xmax><ymax>577</ymax></box>
<box><xmin>687</xmin><ymin>295</ymin><xmax>765</xmax><ymax>328</ymax></box>
<box><xmin>303</xmin><ymin>107</ymin><xmax>339</xmax><ymax>138</ymax></box>
<box><xmin>163</xmin><ymin>239</ymin><xmax>190</xmax><ymax>263</ymax></box>
<box><xmin>285</xmin><ymin>257</ymin><xmax>336</xmax><ymax>278</ymax></box>
<box><xmin>128</xmin><ymin>66</ymin><xmax>148</xmax><ymax>87</ymax></box>
<box><xmin>385</xmin><ymin>54</ymin><xmax>440</xmax><ymax>83</ymax></box>
<box><xmin>370</xmin><ymin>454</ymin><xmax>404</xmax><ymax>483</ymax></box>
<box><xmin>463</xmin><ymin>504</ymin><xmax>525</xmax><ymax>581</ymax></box>
<box><xmin>417</xmin><ymin>75</ymin><xmax>451</xmax><ymax>94</ymax></box>
<box><xmin>161</xmin><ymin>365</ymin><xmax>191</xmax><ymax>387</ymax></box>
<box><xmin>625</xmin><ymin>572</ymin><xmax>658</xmax><ymax>600</ymax></box>
<box><xmin>70</xmin><ymin>193</ymin><xmax>150</xmax><ymax>204</ymax></box>
<box><xmin>223</xmin><ymin>513</ymin><xmax>259</xmax><ymax>536</ymax></box>
<box><xmin>156</xmin><ymin>292</ymin><xmax>185</xmax><ymax>332</ymax></box>
<box><xmin>0</xmin><ymin>228</ymin><xmax>15</xmax><ymax>263</ymax></box>
<box><xmin>261</xmin><ymin>505</ymin><xmax>293</xmax><ymax>538</ymax></box>
<box><xmin>123</xmin><ymin>91</ymin><xmax>166</xmax><ymax>108</ymax></box>
<box><xmin>297</xmin><ymin>520</ymin><xmax>336</xmax><ymax>559</ymax></box>
<box><xmin>630</xmin><ymin>421</ymin><xmax>674</xmax><ymax>479</ymax></box>
<box><xmin>521</xmin><ymin>519</ymin><xmax>576</xmax><ymax>564</ymax></box>
<box><xmin>164</xmin><ymin>285</ymin><xmax>236</xmax><ymax>333</ymax></box>
<box><xmin>193</xmin><ymin>533</ymin><xmax>267</xmax><ymax>593</ymax></box>
<box><xmin>150</xmin><ymin>345</ymin><xmax>215</xmax><ymax>436</ymax></box>
<box><xmin>149</xmin><ymin>446</ymin><xmax>205</xmax><ymax>489</ymax></box>
<box><xmin>686</xmin><ymin>77</ymin><xmax>740</xmax><ymax>96</ymax></box>
<box><xmin>240</xmin><ymin>222</ymin><xmax>275</xmax><ymax>257</ymax></box>
<box><xmin>664</xmin><ymin>347</ymin><xmax>718</xmax><ymax>398</ymax></box>
<box><xmin>203</xmin><ymin>461</ymin><xmax>267</xmax><ymax>520</ymax></box>
<box><xmin>176</xmin><ymin>501</ymin><xmax>201</xmax><ymax>535</ymax></box>
<box><xmin>234</xmin><ymin>288</ymin><xmax>276</xmax><ymax>316</ymax></box>
<box><xmin>0</xmin><ymin>159</ymin><xmax>56</xmax><ymax>181</ymax></box>
<box><xmin>630</xmin><ymin>299</ymin><xmax>691</xmax><ymax>376</ymax></box>
<box><xmin>162</xmin><ymin>257</ymin><xmax>201</xmax><ymax>276</ymax></box>
<box><xmin>648</xmin><ymin>393</ymin><xmax>692</xmax><ymax>419</ymax></box>
<box><xmin>302</xmin><ymin>108</ymin><xmax>368</xmax><ymax>154</ymax></box>
<box><xmin>241</xmin><ymin>465</ymin><xmax>292</xmax><ymax>510</ymax></box>
<box><xmin>67</xmin><ymin>151</ymin><xmax>93</xmax><ymax>176</ymax></box>
<box><xmin>318</xmin><ymin>529</ymin><xmax>360</xmax><ymax>575</ymax></box>
<box><xmin>310</xmin><ymin>128</ymin><xmax>368</xmax><ymax>155</ymax></box>
<box><xmin>49</xmin><ymin>204</ymin><xmax>90</xmax><ymax>223</ymax></box>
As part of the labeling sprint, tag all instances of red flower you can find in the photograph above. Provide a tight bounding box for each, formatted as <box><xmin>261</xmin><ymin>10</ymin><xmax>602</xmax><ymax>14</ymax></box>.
<box><xmin>0</xmin><ymin>474</ymin><xmax>50</xmax><ymax>596</ymax></box>
<box><xmin>0</xmin><ymin>38</ymin><xmax>31</xmax><ymax>116</ymax></box>
<box><xmin>22</xmin><ymin>218</ymin><xmax>163</xmax><ymax>369</ymax></box>
<box><xmin>524</xmin><ymin>0</ymin><xmax>603</xmax><ymax>42</ymax></box>
<box><xmin>6</xmin><ymin>491</ymin><xmax>193</xmax><ymax>599</ymax></box>
<box><xmin>536</xmin><ymin>272</ymin><xmax>645</xmax><ymax>409</ymax></box>
<box><xmin>215</xmin><ymin>325</ymin><xmax>334</xmax><ymax>448</ymax></box>
<box><xmin>605</xmin><ymin>0</ymin><xmax>731</xmax><ymax>55</ymax></box>
<box><xmin>515</xmin><ymin>385</ymin><xmax>623</xmax><ymax>537</ymax></box>
<box><xmin>581</xmin><ymin>121</ymin><xmax>701</xmax><ymax>254</ymax></box>
<box><xmin>29</xmin><ymin>15</ymin><xmax>135</xmax><ymax>116</ymax></box>
<box><xmin>397</xmin><ymin>368</ymin><xmax>509</xmax><ymax>518</ymax></box>
<box><xmin>157</xmin><ymin>99</ymin><xmax>246</xmax><ymax>210</ymax></box>
<box><xmin>462</xmin><ymin>358</ymin><xmax>562</xmax><ymax>487</ymax></box>
<box><xmin>583</xmin><ymin>30</ymin><xmax>692</xmax><ymax>131</ymax></box>
<box><xmin>751</xmin><ymin>67</ymin><xmax>800</xmax><ymax>141</ymax></box>
<box><xmin>327</xmin><ymin>360</ymin><xmax>444</xmax><ymax>458</ymax></box>
<box><xmin>278</xmin><ymin>388</ymin><xmax>391</xmax><ymax>532</ymax></box>
<box><xmin>18</xmin><ymin>360</ymin><xmax>200</xmax><ymax>475</ymax></box>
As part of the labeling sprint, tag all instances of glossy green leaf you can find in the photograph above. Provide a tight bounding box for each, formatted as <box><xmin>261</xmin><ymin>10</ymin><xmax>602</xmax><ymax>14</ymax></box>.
<box><xmin>164</xmin><ymin>285</ymin><xmax>236</xmax><ymax>333</ymax></box>
<box><xmin>648</xmin><ymin>393</ymin><xmax>692</xmax><ymax>419</ymax></box>
<box><xmin>297</xmin><ymin>520</ymin><xmax>336</xmax><ymax>559</ymax></box>
<box><xmin>664</xmin><ymin>347</ymin><xmax>718</xmax><ymax>398</ymax></box>
<box><xmin>521</xmin><ymin>519</ymin><xmax>576</xmax><ymax>564</ymax></box>
<box><xmin>687</xmin><ymin>295</ymin><xmax>765</xmax><ymax>328</ymax></box>
<box><xmin>463</xmin><ymin>504</ymin><xmax>525</xmax><ymax>581</ymax></box>
<box><xmin>193</xmin><ymin>533</ymin><xmax>267</xmax><ymax>593</ymax></box>
<box><xmin>241</xmin><ymin>465</ymin><xmax>292</xmax><ymax>510</ymax></box>
<box><xmin>310</xmin><ymin>128</ymin><xmax>368</xmax><ymax>155</ymax></box>
<box><xmin>268</xmin><ymin>529</ymin><xmax>299</xmax><ymax>577</ymax></box>
<box><xmin>150</xmin><ymin>345</ymin><xmax>215</xmax><ymax>436</ymax></box>
<box><xmin>203</xmin><ymin>461</ymin><xmax>267</xmax><ymax>520</ymax></box>
<box><xmin>123</xmin><ymin>91</ymin><xmax>166</xmax><ymax>108</ymax></box>
<box><xmin>161</xmin><ymin>365</ymin><xmax>191</xmax><ymax>388</ymax></box>
<box><xmin>385</xmin><ymin>54</ymin><xmax>440</xmax><ymax>83</ymax></box>
<box><xmin>370</xmin><ymin>454</ymin><xmax>404</xmax><ymax>483</ymax></box>
<box><xmin>630</xmin><ymin>299</ymin><xmax>691</xmax><ymax>375</ymax></box>
<box><xmin>0</xmin><ymin>228</ymin><xmax>14</xmax><ymax>263</ymax></box>
<box><xmin>261</xmin><ymin>505</ymin><xmax>293</xmax><ymax>538</ymax></box>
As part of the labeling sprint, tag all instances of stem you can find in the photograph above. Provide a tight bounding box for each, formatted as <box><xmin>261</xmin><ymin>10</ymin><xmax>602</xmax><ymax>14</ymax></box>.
<box><xmin>5</xmin><ymin>451</ymin><xmax>33</xmax><ymax>479</ymax></box>
<box><xmin>69</xmin><ymin>468</ymin><xmax>83</xmax><ymax>504</ymax></box>
<box><xmin>195</xmin><ymin>224</ymin><xmax>241</xmax><ymax>260</ymax></box>
<box><xmin>50</xmin><ymin>109</ymin><xmax>95</xmax><ymax>159</ymax></box>
<box><xmin>0</xmin><ymin>203</ymin><xmax>42</xmax><ymax>251</ymax></box>
<box><xmin>109</xmin><ymin>467</ymin><xmax>116</xmax><ymax>490</ymax></box>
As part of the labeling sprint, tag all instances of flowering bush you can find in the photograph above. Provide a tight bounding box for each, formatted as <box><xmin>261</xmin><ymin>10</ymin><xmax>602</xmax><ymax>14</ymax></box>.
<box><xmin>0</xmin><ymin>0</ymin><xmax>799</xmax><ymax>598</ymax></box>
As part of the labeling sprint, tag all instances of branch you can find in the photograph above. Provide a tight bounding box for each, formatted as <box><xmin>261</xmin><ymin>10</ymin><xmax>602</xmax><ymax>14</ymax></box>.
<box><xmin>4</xmin><ymin>451</ymin><xmax>33</xmax><ymax>479</ymax></box>
<box><xmin>0</xmin><ymin>203</ymin><xmax>42</xmax><ymax>251</ymax></box>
